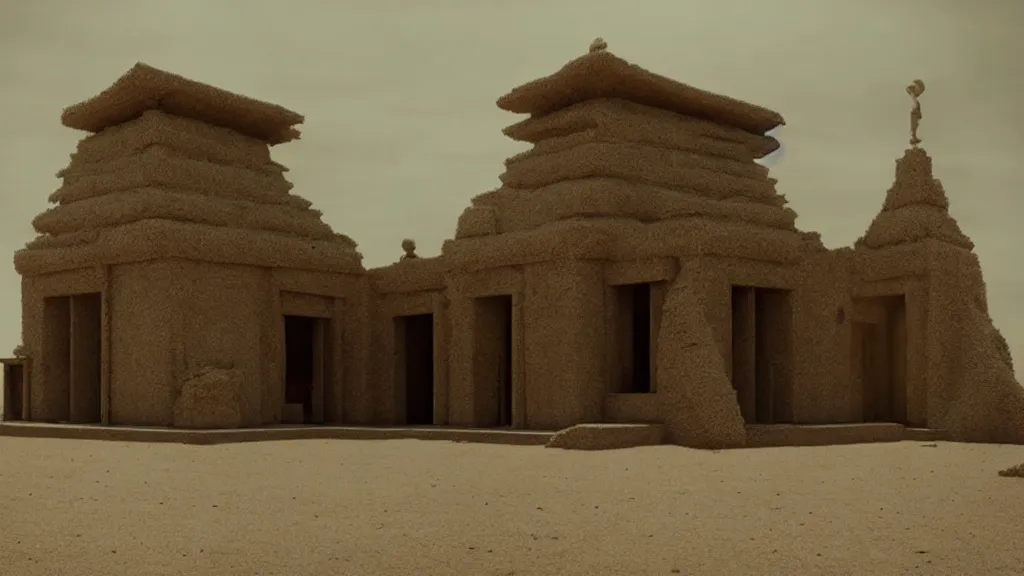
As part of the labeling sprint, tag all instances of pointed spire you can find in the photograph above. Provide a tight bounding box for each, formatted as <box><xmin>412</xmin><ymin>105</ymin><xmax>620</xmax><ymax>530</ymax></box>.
<box><xmin>857</xmin><ymin>147</ymin><xmax>973</xmax><ymax>250</ymax></box>
<box><xmin>883</xmin><ymin>147</ymin><xmax>948</xmax><ymax>211</ymax></box>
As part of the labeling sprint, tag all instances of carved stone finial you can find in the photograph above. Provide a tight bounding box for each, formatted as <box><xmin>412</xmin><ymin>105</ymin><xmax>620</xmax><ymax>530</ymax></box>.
<box><xmin>400</xmin><ymin>238</ymin><xmax>419</xmax><ymax>261</ymax></box>
<box><xmin>589</xmin><ymin>37</ymin><xmax>607</xmax><ymax>53</ymax></box>
<box><xmin>906</xmin><ymin>79</ymin><xmax>926</xmax><ymax>147</ymax></box>
<box><xmin>12</xmin><ymin>344</ymin><xmax>26</xmax><ymax>358</ymax></box>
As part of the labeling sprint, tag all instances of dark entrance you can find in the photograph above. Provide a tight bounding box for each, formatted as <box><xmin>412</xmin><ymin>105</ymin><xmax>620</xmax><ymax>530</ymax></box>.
<box><xmin>852</xmin><ymin>295</ymin><xmax>909</xmax><ymax>424</ymax></box>
<box><xmin>730</xmin><ymin>286</ymin><xmax>793</xmax><ymax>424</ymax></box>
<box><xmin>395</xmin><ymin>313</ymin><xmax>435</xmax><ymax>425</ymax></box>
<box><xmin>284</xmin><ymin>315</ymin><xmax>321</xmax><ymax>423</ymax></box>
<box><xmin>2</xmin><ymin>361</ymin><xmax>25</xmax><ymax>421</ymax></box>
<box><xmin>611</xmin><ymin>282</ymin><xmax>655</xmax><ymax>393</ymax></box>
<box><xmin>474</xmin><ymin>295</ymin><xmax>514</xmax><ymax>427</ymax></box>
<box><xmin>41</xmin><ymin>293</ymin><xmax>102</xmax><ymax>423</ymax></box>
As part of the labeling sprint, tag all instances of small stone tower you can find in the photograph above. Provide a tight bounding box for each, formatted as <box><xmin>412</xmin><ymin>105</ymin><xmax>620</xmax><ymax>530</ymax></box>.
<box><xmin>15</xmin><ymin>63</ymin><xmax>369</xmax><ymax>428</ymax></box>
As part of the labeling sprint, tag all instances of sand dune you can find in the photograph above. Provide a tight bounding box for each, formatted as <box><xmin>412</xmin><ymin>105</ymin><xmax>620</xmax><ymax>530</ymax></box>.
<box><xmin>1</xmin><ymin>438</ymin><xmax>1023</xmax><ymax>576</ymax></box>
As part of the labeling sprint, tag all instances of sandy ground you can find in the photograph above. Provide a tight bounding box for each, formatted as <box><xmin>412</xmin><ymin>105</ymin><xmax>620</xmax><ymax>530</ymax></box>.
<box><xmin>1</xmin><ymin>438</ymin><xmax>1023</xmax><ymax>576</ymax></box>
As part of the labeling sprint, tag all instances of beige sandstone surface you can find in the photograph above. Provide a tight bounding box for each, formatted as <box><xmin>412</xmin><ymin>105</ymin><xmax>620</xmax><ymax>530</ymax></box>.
<box><xmin>1</xmin><ymin>437</ymin><xmax>1023</xmax><ymax>576</ymax></box>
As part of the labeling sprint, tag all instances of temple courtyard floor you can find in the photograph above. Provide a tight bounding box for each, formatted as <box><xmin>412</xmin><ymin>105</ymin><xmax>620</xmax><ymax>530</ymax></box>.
<box><xmin>1</xmin><ymin>437</ymin><xmax>1023</xmax><ymax>576</ymax></box>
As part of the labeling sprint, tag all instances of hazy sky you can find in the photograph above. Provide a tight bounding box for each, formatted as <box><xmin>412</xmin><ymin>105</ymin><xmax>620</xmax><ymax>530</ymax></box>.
<box><xmin>0</xmin><ymin>0</ymin><xmax>1021</xmax><ymax>364</ymax></box>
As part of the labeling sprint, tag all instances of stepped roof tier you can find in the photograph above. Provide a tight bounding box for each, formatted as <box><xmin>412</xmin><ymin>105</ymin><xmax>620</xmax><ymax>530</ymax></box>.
<box><xmin>497</xmin><ymin>40</ymin><xmax>785</xmax><ymax>135</ymax></box>
<box><xmin>61</xmin><ymin>63</ymin><xmax>303</xmax><ymax>145</ymax></box>
<box><xmin>15</xmin><ymin>64</ymin><xmax>361</xmax><ymax>276</ymax></box>
<box><xmin>857</xmin><ymin>147</ymin><xmax>973</xmax><ymax>251</ymax></box>
<box><xmin>452</xmin><ymin>39</ymin><xmax>812</xmax><ymax>264</ymax></box>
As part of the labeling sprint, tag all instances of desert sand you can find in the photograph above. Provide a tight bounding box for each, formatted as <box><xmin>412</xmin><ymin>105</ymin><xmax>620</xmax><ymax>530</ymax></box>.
<box><xmin>1</xmin><ymin>438</ymin><xmax>1023</xmax><ymax>576</ymax></box>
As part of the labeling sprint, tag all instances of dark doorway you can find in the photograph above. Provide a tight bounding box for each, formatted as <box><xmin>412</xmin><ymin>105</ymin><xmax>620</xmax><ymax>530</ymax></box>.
<box><xmin>852</xmin><ymin>295</ymin><xmax>908</xmax><ymax>424</ymax></box>
<box><xmin>2</xmin><ymin>362</ymin><xmax>25</xmax><ymax>421</ymax></box>
<box><xmin>730</xmin><ymin>286</ymin><xmax>793</xmax><ymax>425</ymax></box>
<box><xmin>611</xmin><ymin>283</ymin><xmax>655</xmax><ymax>393</ymax></box>
<box><xmin>40</xmin><ymin>293</ymin><xmax>102</xmax><ymax>423</ymax></box>
<box><xmin>396</xmin><ymin>313</ymin><xmax>435</xmax><ymax>425</ymax></box>
<box><xmin>284</xmin><ymin>315</ymin><xmax>319</xmax><ymax>423</ymax></box>
<box><xmin>473</xmin><ymin>295</ymin><xmax>514</xmax><ymax>427</ymax></box>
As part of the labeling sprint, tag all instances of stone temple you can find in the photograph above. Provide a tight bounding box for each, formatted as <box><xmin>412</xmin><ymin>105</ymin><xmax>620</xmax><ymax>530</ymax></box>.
<box><xmin>2</xmin><ymin>41</ymin><xmax>1021</xmax><ymax>449</ymax></box>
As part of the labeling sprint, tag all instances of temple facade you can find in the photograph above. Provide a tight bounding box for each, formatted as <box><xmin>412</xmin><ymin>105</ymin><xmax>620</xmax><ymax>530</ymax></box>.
<box><xmin>3</xmin><ymin>42</ymin><xmax>1021</xmax><ymax>448</ymax></box>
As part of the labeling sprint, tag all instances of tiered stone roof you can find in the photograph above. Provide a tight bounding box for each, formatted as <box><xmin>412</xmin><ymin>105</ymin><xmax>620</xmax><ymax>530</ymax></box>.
<box><xmin>16</xmin><ymin>63</ymin><xmax>362</xmax><ymax>275</ymax></box>
<box><xmin>61</xmin><ymin>63</ymin><xmax>303</xmax><ymax>144</ymax></box>
<box><xmin>456</xmin><ymin>40</ymin><xmax>800</xmax><ymax>239</ymax></box>
<box><xmin>495</xmin><ymin>38</ymin><xmax>784</xmax><ymax>133</ymax></box>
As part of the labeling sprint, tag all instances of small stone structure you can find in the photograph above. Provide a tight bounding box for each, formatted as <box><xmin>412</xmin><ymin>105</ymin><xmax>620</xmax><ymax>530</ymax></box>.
<box><xmin>5</xmin><ymin>41</ymin><xmax>1022</xmax><ymax>448</ymax></box>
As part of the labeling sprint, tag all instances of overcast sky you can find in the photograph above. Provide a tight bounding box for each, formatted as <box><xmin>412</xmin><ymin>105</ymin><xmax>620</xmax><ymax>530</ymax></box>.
<box><xmin>0</xmin><ymin>0</ymin><xmax>1021</xmax><ymax>364</ymax></box>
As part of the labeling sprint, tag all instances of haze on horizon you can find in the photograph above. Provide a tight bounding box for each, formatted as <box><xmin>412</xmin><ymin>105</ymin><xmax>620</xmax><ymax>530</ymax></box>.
<box><xmin>0</xmin><ymin>0</ymin><xmax>1021</xmax><ymax>365</ymax></box>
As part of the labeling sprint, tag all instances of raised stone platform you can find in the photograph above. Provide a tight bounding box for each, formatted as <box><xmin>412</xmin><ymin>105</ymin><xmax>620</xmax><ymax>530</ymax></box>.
<box><xmin>0</xmin><ymin>422</ymin><xmax>952</xmax><ymax>449</ymax></box>
<box><xmin>745</xmin><ymin>423</ymin><xmax>949</xmax><ymax>447</ymax></box>
<box><xmin>0</xmin><ymin>422</ymin><xmax>555</xmax><ymax>446</ymax></box>
<box><xmin>545</xmin><ymin>423</ymin><xmax>666</xmax><ymax>450</ymax></box>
